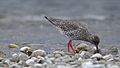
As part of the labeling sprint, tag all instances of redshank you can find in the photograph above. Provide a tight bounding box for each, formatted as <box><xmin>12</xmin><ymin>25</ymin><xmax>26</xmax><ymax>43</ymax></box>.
<box><xmin>45</xmin><ymin>16</ymin><xmax>100</xmax><ymax>54</ymax></box>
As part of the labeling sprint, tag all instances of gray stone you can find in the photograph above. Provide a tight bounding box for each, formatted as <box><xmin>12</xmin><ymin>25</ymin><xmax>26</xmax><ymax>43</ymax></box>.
<box><xmin>33</xmin><ymin>63</ymin><xmax>43</xmax><ymax>68</ymax></box>
<box><xmin>108</xmin><ymin>46</ymin><xmax>118</xmax><ymax>55</ymax></box>
<box><xmin>103</xmin><ymin>54</ymin><xmax>113</xmax><ymax>60</ymax></box>
<box><xmin>10</xmin><ymin>53</ymin><xmax>19</xmax><ymax>62</ymax></box>
<box><xmin>20</xmin><ymin>46</ymin><xmax>32</xmax><ymax>56</ymax></box>
<box><xmin>82</xmin><ymin>61</ymin><xmax>105</xmax><ymax>68</ymax></box>
<box><xmin>31</xmin><ymin>49</ymin><xmax>46</xmax><ymax>57</ymax></box>
<box><xmin>18</xmin><ymin>53</ymin><xmax>29</xmax><ymax>61</ymax></box>
<box><xmin>53</xmin><ymin>51</ymin><xmax>65</xmax><ymax>58</ymax></box>
<box><xmin>25</xmin><ymin>59</ymin><xmax>35</xmax><ymax>66</ymax></box>
<box><xmin>75</xmin><ymin>43</ymin><xmax>89</xmax><ymax>53</ymax></box>
<box><xmin>91</xmin><ymin>53</ymin><xmax>103</xmax><ymax>60</ymax></box>
<box><xmin>80</xmin><ymin>51</ymin><xmax>92</xmax><ymax>59</ymax></box>
<box><xmin>57</xmin><ymin>65</ymin><xmax>72</xmax><ymax>68</ymax></box>
<box><xmin>9</xmin><ymin>64</ymin><xmax>20</xmax><ymax>68</ymax></box>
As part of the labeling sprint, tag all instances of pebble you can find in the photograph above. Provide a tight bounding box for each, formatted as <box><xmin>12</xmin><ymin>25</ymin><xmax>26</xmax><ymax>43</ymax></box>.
<box><xmin>80</xmin><ymin>51</ymin><xmax>92</xmax><ymax>59</ymax></box>
<box><xmin>91</xmin><ymin>53</ymin><xmax>103</xmax><ymax>60</ymax></box>
<box><xmin>0</xmin><ymin>43</ymin><xmax>120</xmax><ymax>68</ymax></box>
<box><xmin>103</xmin><ymin>54</ymin><xmax>113</xmax><ymax>60</ymax></box>
<box><xmin>62</xmin><ymin>55</ymin><xmax>73</xmax><ymax>63</ymax></box>
<box><xmin>18</xmin><ymin>52</ymin><xmax>29</xmax><ymax>61</ymax></box>
<box><xmin>10</xmin><ymin>53</ymin><xmax>19</xmax><ymax>62</ymax></box>
<box><xmin>26</xmin><ymin>59</ymin><xmax>35</xmax><ymax>65</ymax></box>
<box><xmin>20</xmin><ymin>46</ymin><xmax>32</xmax><ymax>56</ymax></box>
<box><xmin>53</xmin><ymin>51</ymin><xmax>65</xmax><ymax>58</ymax></box>
<box><xmin>0</xmin><ymin>62</ymin><xmax>9</xmax><ymax>68</ymax></box>
<box><xmin>108</xmin><ymin>46</ymin><xmax>118</xmax><ymax>55</ymax></box>
<box><xmin>82</xmin><ymin>61</ymin><xmax>105</xmax><ymax>68</ymax></box>
<box><xmin>31</xmin><ymin>49</ymin><xmax>46</xmax><ymax>57</ymax></box>
<box><xmin>31</xmin><ymin>57</ymin><xmax>37</xmax><ymax>61</ymax></box>
<box><xmin>8</xmin><ymin>43</ymin><xmax>18</xmax><ymax>49</ymax></box>
<box><xmin>46</xmin><ymin>57</ymin><xmax>55</xmax><ymax>64</ymax></box>
<box><xmin>33</xmin><ymin>63</ymin><xmax>43</xmax><ymax>68</ymax></box>
<box><xmin>81</xmin><ymin>61</ymin><xmax>93</xmax><ymax>68</ymax></box>
<box><xmin>78</xmin><ymin>57</ymin><xmax>82</xmax><ymax>61</ymax></box>
<box><xmin>37</xmin><ymin>56</ymin><xmax>45</xmax><ymax>64</ymax></box>
<box><xmin>107</xmin><ymin>56</ymin><xmax>120</xmax><ymax>62</ymax></box>
<box><xmin>9</xmin><ymin>64</ymin><xmax>20</xmax><ymax>68</ymax></box>
<box><xmin>0</xmin><ymin>51</ymin><xmax>6</xmax><ymax>57</ymax></box>
<box><xmin>107</xmin><ymin>64</ymin><xmax>120</xmax><ymax>68</ymax></box>
<box><xmin>93</xmin><ymin>60</ymin><xmax>106</xmax><ymax>64</ymax></box>
<box><xmin>57</xmin><ymin>65</ymin><xmax>72</xmax><ymax>68</ymax></box>
<box><xmin>75</xmin><ymin>43</ymin><xmax>89</xmax><ymax>53</ymax></box>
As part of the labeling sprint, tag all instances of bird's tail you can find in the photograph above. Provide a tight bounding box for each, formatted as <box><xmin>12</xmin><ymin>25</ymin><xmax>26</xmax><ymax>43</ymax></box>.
<box><xmin>45</xmin><ymin>16</ymin><xmax>61</xmax><ymax>26</ymax></box>
<box><xmin>44</xmin><ymin>16</ymin><xmax>57</xmax><ymax>25</ymax></box>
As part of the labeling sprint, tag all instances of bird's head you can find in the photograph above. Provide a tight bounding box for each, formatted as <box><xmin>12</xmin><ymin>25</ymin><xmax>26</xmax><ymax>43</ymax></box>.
<box><xmin>91</xmin><ymin>35</ymin><xmax>100</xmax><ymax>45</ymax></box>
<box><xmin>90</xmin><ymin>35</ymin><xmax>100</xmax><ymax>53</ymax></box>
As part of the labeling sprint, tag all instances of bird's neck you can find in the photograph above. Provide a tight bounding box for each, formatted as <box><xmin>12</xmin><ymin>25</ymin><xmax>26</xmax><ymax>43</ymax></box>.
<box><xmin>86</xmin><ymin>34</ymin><xmax>94</xmax><ymax>43</ymax></box>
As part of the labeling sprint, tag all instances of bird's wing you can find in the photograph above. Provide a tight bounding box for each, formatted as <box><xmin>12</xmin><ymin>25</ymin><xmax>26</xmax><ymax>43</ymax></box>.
<box><xmin>45</xmin><ymin>16</ymin><xmax>88</xmax><ymax>31</ymax></box>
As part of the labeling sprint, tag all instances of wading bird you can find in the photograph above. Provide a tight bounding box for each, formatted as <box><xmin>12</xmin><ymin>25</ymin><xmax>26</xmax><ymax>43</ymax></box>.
<box><xmin>45</xmin><ymin>16</ymin><xmax>100</xmax><ymax>54</ymax></box>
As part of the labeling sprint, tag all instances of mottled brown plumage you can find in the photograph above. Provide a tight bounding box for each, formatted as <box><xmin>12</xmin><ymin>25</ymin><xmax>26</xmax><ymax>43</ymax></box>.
<box><xmin>45</xmin><ymin>16</ymin><xmax>100</xmax><ymax>53</ymax></box>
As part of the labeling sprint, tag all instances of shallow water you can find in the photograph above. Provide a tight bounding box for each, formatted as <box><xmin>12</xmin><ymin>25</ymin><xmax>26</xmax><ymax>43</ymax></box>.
<box><xmin>0</xmin><ymin>0</ymin><xmax>120</xmax><ymax>55</ymax></box>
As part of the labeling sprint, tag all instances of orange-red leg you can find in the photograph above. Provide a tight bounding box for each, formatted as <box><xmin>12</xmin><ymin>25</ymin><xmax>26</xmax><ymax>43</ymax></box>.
<box><xmin>68</xmin><ymin>39</ymin><xmax>76</xmax><ymax>54</ymax></box>
<box><xmin>68</xmin><ymin>40</ymin><xmax>71</xmax><ymax>53</ymax></box>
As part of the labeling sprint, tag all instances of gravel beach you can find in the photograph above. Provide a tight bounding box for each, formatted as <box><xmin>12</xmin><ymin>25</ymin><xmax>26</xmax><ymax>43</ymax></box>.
<box><xmin>0</xmin><ymin>43</ymin><xmax>120</xmax><ymax>68</ymax></box>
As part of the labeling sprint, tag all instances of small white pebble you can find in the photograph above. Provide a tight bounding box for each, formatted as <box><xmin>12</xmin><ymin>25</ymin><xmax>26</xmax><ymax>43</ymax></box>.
<box><xmin>20</xmin><ymin>46</ymin><xmax>32</xmax><ymax>56</ymax></box>
<box><xmin>31</xmin><ymin>57</ymin><xmax>37</xmax><ymax>61</ymax></box>
<box><xmin>20</xmin><ymin>46</ymin><xmax>32</xmax><ymax>52</ymax></box>
<box><xmin>78</xmin><ymin>57</ymin><xmax>82</xmax><ymax>61</ymax></box>
<box><xmin>33</xmin><ymin>63</ymin><xmax>43</xmax><ymax>68</ymax></box>
<box><xmin>82</xmin><ymin>61</ymin><xmax>105</xmax><ymax>68</ymax></box>
<box><xmin>91</xmin><ymin>53</ymin><xmax>103</xmax><ymax>59</ymax></box>
<box><xmin>12</xmin><ymin>53</ymin><xmax>18</xmax><ymax>57</ymax></box>
<box><xmin>103</xmin><ymin>54</ymin><xmax>113</xmax><ymax>60</ymax></box>
<box><xmin>26</xmin><ymin>59</ymin><xmax>35</xmax><ymax>66</ymax></box>
<box><xmin>57</xmin><ymin>65</ymin><xmax>72</xmax><ymax>68</ymax></box>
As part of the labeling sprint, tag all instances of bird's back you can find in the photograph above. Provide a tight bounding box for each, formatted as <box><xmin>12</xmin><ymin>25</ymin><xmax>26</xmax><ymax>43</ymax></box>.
<box><xmin>45</xmin><ymin>16</ymin><xmax>91</xmax><ymax>40</ymax></box>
